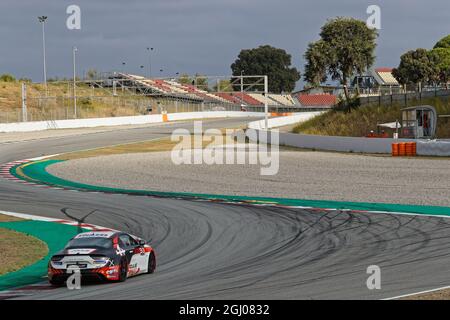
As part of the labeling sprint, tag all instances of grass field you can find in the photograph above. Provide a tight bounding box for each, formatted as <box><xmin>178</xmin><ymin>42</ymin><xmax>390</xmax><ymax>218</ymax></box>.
<box><xmin>0</xmin><ymin>214</ymin><xmax>48</xmax><ymax>276</ymax></box>
<box><xmin>293</xmin><ymin>97</ymin><xmax>450</xmax><ymax>138</ymax></box>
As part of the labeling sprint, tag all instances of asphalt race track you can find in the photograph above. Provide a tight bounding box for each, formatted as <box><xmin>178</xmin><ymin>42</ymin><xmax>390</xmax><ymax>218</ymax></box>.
<box><xmin>1</xmin><ymin>118</ymin><xmax>450</xmax><ymax>299</ymax></box>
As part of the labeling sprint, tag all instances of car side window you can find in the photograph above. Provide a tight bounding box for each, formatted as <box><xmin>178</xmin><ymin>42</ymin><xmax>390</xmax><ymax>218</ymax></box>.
<box><xmin>129</xmin><ymin>236</ymin><xmax>138</xmax><ymax>246</ymax></box>
<box><xmin>118</xmin><ymin>237</ymin><xmax>126</xmax><ymax>248</ymax></box>
<box><xmin>119</xmin><ymin>234</ymin><xmax>132</xmax><ymax>248</ymax></box>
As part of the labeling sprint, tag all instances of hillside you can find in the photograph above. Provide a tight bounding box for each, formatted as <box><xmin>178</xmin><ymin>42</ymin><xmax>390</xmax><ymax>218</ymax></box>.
<box><xmin>293</xmin><ymin>97</ymin><xmax>450</xmax><ymax>139</ymax></box>
<box><xmin>0</xmin><ymin>80</ymin><xmax>153</xmax><ymax>123</ymax></box>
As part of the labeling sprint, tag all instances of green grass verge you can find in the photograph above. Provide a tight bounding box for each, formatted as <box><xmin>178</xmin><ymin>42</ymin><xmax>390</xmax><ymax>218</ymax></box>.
<box><xmin>0</xmin><ymin>227</ymin><xmax>48</xmax><ymax>276</ymax></box>
<box><xmin>0</xmin><ymin>221</ymin><xmax>82</xmax><ymax>291</ymax></box>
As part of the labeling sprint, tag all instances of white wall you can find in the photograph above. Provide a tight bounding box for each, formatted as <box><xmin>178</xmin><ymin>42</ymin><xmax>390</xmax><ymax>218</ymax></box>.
<box><xmin>251</xmin><ymin>131</ymin><xmax>450</xmax><ymax>156</ymax></box>
<box><xmin>0</xmin><ymin>111</ymin><xmax>263</xmax><ymax>133</ymax></box>
<box><xmin>247</xmin><ymin>112</ymin><xmax>324</xmax><ymax>130</ymax></box>
<box><xmin>417</xmin><ymin>140</ymin><xmax>450</xmax><ymax>156</ymax></box>
<box><xmin>246</xmin><ymin>113</ymin><xmax>450</xmax><ymax>156</ymax></box>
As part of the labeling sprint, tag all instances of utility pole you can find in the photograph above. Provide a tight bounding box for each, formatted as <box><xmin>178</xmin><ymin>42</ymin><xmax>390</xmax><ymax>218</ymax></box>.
<box><xmin>264</xmin><ymin>75</ymin><xmax>269</xmax><ymax>130</ymax></box>
<box><xmin>38</xmin><ymin>16</ymin><xmax>48</xmax><ymax>96</ymax></box>
<box><xmin>21</xmin><ymin>83</ymin><xmax>27</xmax><ymax>122</ymax></box>
<box><xmin>73</xmin><ymin>46</ymin><xmax>78</xmax><ymax>118</ymax></box>
<box><xmin>240</xmin><ymin>70</ymin><xmax>244</xmax><ymax>95</ymax></box>
<box><xmin>147</xmin><ymin>47</ymin><xmax>154</xmax><ymax>78</ymax></box>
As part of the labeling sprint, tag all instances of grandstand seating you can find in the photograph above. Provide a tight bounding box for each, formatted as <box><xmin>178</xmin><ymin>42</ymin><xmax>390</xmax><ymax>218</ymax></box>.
<box><xmin>114</xmin><ymin>73</ymin><xmax>301</xmax><ymax>107</ymax></box>
<box><xmin>232</xmin><ymin>92</ymin><xmax>263</xmax><ymax>106</ymax></box>
<box><xmin>215</xmin><ymin>92</ymin><xmax>242</xmax><ymax>104</ymax></box>
<box><xmin>248</xmin><ymin>93</ymin><xmax>275</xmax><ymax>105</ymax></box>
<box><xmin>268</xmin><ymin>94</ymin><xmax>295</xmax><ymax>106</ymax></box>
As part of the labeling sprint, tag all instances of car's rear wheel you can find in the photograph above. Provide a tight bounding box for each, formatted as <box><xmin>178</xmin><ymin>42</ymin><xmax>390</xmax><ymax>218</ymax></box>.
<box><xmin>49</xmin><ymin>278</ymin><xmax>64</xmax><ymax>286</ymax></box>
<box><xmin>118</xmin><ymin>259</ymin><xmax>128</xmax><ymax>282</ymax></box>
<box><xmin>147</xmin><ymin>251</ymin><xmax>156</xmax><ymax>274</ymax></box>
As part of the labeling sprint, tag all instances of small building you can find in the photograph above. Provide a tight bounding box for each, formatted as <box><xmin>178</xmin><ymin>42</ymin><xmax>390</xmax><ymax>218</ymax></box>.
<box><xmin>351</xmin><ymin>68</ymin><xmax>401</xmax><ymax>95</ymax></box>
<box><xmin>401</xmin><ymin>105</ymin><xmax>437</xmax><ymax>139</ymax></box>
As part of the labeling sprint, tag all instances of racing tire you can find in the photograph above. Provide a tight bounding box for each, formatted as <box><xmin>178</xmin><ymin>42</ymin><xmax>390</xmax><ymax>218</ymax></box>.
<box><xmin>49</xmin><ymin>278</ymin><xmax>65</xmax><ymax>287</ymax></box>
<box><xmin>147</xmin><ymin>251</ymin><xmax>156</xmax><ymax>274</ymax></box>
<box><xmin>118</xmin><ymin>259</ymin><xmax>128</xmax><ymax>282</ymax></box>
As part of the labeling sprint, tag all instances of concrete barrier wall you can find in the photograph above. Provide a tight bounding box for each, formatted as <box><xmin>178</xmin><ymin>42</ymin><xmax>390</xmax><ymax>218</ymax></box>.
<box><xmin>247</xmin><ymin>112</ymin><xmax>323</xmax><ymax>130</ymax></box>
<box><xmin>0</xmin><ymin>111</ymin><xmax>264</xmax><ymax>133</ymax></box>
<box><xmin>271</xmin><ymin>133</ymin><xmax>413</xmax><ymax>153</ymax></box>
<box><xmin>247</xmin><ymin>113</ymin><xmax>450</xmax><ymax>156</ymax></box>
<box><xmin>417</xmin><ymin>140</ymin><xmax>450</xmax><ymax>156</ymax></box>
<box><xmin>251</xmin><ymin>132</ymin><xmax>450</xmax><ymax>156</ymax></box>
<box><xmin>167</xmin><ymin>111</ymin><xmax>263</xmax><ymax>121</ymax></box>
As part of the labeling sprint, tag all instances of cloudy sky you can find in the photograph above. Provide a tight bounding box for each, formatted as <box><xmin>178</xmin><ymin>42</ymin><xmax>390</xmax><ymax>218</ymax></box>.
<box><xmin>0</xmin><ymin>0</ymin><xmax>449</xmax><ymax>88</ymax></box>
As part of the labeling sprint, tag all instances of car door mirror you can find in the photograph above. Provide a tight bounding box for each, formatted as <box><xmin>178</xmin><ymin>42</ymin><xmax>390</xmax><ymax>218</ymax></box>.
<box><xmin>139</xmin><ymin>240</ymin><xmax>146</xmax><ymax>246</ymax></box>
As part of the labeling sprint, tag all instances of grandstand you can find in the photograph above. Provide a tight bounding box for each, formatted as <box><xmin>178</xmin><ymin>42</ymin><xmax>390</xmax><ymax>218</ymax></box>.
<box><xmin>268</xmin><ymin>94</ymin><xmax>296</xmax><ymax>106</ymax></box>
<box><xmin>105</xmin><ymin>73</ymin><xmax>309</xmax><ymax>109</ymax></box>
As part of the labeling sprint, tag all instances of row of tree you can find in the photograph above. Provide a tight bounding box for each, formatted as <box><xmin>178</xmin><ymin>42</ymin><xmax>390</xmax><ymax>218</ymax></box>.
<box><xmin>230</xmin><ymin>18</ymin><xmax>378</xmax><ymax>98</ymax></box>
<box><xmin>393</xmin><ymin>36</ymin><xmax>450</xmax><ymax>89</ymax></box>
<box><xmin>230</xmin><ymin>18</ymin><xmax>449</xmax><ymax>97</ymax></box>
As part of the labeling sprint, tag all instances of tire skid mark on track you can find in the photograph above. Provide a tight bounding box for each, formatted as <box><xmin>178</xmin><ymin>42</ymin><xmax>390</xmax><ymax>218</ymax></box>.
<box><xmin>3</xmin><ymin>156</ymin><xmax>450</xmax><ymax>298</ymax></box>
<box><xmin>4</xmin><ymin>158</ymin><xmax>450</xmax><ymax>221</ymax></box>
<box><xmin>0</xmin><ymin>282</ymin><xmax>56</xmax><ymax>300</ymax></box>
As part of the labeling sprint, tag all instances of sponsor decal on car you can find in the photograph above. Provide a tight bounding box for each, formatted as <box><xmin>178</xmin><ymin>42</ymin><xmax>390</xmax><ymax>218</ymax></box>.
<box><xmin>67</xmin><ymin>248</ymin><xmax>96</xmax><ymax>255</ymax></box>
<box><xmin>115</xmin><ymin>245</ymin><xmax>125</xmax><ymax>257</ymax></box>
<box><xmin>74</xmin><ymin>231</ymin><xmax>114</xmax><ymax>239</ymax></box>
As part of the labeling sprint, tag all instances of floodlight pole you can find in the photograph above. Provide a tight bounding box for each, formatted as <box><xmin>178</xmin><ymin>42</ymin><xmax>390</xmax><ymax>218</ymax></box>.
<box><xmin>73</xmin><ymin>46</ymin><xmax>78</xmax><ymax>118</ymax></box>
<box><xmin>21</xmin><ymin>83</ymin><xmax>27</xmax><ymax>122</ymax></box>
<box><xmin>240</xmin><ymin>70</ymin><xmax>244</xmax><ymax>95</ymax></box>
<box><xmin>147</xmin><ymin>47</ymin><xmax>153</xmax><ymax>78</ymax></box>
<box><xmin>38</xmin><ymin>16</ymin><xmax>48</xmax><ymax>96</ymax></box>
<box><xmin>264</xmin><ymin>75</ymin><xmax>268</xmax><ymax>130</ymax></box>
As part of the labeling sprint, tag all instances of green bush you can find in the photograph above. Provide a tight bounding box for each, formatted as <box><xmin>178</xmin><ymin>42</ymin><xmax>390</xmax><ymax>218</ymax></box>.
<box><xmin>0</xmin><ymin>74</ymin><xmax>16</xmax><ymax>82</ymax></box>
<box><xmin>79</xmin><ymin>97</ymin><xmax>92</xmax><ymax>108</ymax></box>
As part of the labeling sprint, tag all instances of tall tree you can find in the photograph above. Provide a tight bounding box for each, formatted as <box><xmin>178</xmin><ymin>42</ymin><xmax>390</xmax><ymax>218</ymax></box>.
<box><xmin>193</xmin><ymin>73</ymin><xmax>209</xmax><ymax>91</ymax></box>
<box><xmin>230</xmin><ymin>45</ymin><xmax>300</xmax><ymax>93</ymax></box>
<box><xmin>303</xmin><ymin>40</ymin><xmax>329</xmax><ymax>86</ymax></box>
<box><xmin>392</xmin><ymin>49</ymin><xmax>438</xmax><ymax>87</ymax></box>
<box><xmin>213</xmin><ymin>79</ymin><xmax>233</xmax><ymax>92</ymax></box>
<box><xmin>86</xmin><ymin>69</ymin><xmax>99</xmax><ymax>80</ymax></box>
<box><xmin>178</xmin><ymin>73</ymin><xmax>209</xmax><ymax>91</ymax></box>
<box><xmin>178</xmin><ymin>73</ymin><xmax>192</xmax><ymax>85</ymax></box>
<box><xmin>430</xmin><ymin>48</ymin><xmax>450</xmax><ymax>89</ymax></box>
<box><xmin>434</xmin><ymin>35</ymin><xmax>450</xmax><ymax>49</ymax></box>
<box><xmin>303</xmin><ymin>17</ymin><xmax>378</xmax><ymax>100</ymax></box>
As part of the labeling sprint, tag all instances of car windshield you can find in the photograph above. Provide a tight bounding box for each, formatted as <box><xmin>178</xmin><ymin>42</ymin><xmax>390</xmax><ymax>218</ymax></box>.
<box><xmin>65</xmin><ymin>237</ymin><xmax>112</xmax><ymax>249</ymax></box>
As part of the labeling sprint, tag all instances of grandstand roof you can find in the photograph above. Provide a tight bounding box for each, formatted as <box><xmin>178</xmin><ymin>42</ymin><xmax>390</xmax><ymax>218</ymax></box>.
<box><xmin>374</xmin><ymin>68</ymin><xmax>399</xmax><ymax>86</ymax></box>
<box><xmin>375</xmin><ymin>67</ymin><xmax>394</xmax><ymax>73</ymax></box>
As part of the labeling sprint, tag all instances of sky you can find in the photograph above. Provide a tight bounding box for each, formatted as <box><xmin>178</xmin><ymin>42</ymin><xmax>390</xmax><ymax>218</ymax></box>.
<box><xmin>0</xmin><ymin>0</ymin><xmax>449</xmax><ymax>89</ymax></box>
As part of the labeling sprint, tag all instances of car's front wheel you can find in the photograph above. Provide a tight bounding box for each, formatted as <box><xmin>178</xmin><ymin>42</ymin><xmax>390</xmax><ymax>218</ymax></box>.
<box><xmin>147</xmin><ymin>251</ymin><xmax>156</xmax><ymax>274</ymax></box>
<box><xmin>118</xmin><ymin>259</ymin><xmax>128</xmax><ymax>282</ymax></box>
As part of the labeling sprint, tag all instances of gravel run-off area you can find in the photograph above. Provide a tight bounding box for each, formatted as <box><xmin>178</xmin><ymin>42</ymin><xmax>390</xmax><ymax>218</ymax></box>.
<box><xmin>47</xmin><ymin>149</ymin><xmax>450</xmax><ymax>207</ymax></box>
